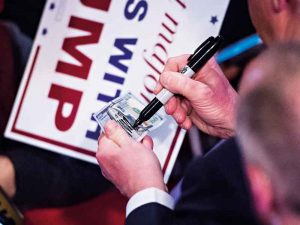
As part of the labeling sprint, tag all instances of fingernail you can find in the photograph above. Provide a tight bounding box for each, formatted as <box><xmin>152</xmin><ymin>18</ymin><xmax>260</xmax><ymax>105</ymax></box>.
<box><xmin>153</xmin><ymin>83</ymin><xmax>160</xmax><ymax>93</ymax></box>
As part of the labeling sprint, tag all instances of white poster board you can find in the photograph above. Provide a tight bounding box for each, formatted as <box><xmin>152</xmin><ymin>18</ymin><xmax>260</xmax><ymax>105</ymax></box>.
<box><xmin>5</xmin><ymin>0</ymin><xmax>229</xmax><ymax>181</ymax></box>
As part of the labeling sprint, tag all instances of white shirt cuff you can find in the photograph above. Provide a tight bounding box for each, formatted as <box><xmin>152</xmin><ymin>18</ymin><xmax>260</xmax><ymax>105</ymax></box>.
<box><xmin>126</xmin><ymin>187</ymin><xmax>175</xmax><ymax>217</ymax></box>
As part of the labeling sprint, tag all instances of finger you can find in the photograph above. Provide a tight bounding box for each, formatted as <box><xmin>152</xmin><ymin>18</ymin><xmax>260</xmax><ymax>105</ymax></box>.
<box><xmin>164</xmin><ymin>97</ymin><xmax>178</xmax><ymax>115</ymax></box>
<box><xmin>154</xmin><ymin>54</ymin><xmax>190</xmax><ymax>94</ymax></box>
<box><xmin>165</xmin><ymin>97</ymin><xmax>191</xmax><ymax>125</ymax></box>
<box><xmin>181</xmin><ymin>99</ymin><xmax>192</xmax><ymax>114</ymax></box>
<box><xmin>172</xmin><ymin>99</ymin><xmax>188</xmax><ymax>124</ymax></box>
<box><xmin>179</xmin><ymin>117</ymin><xmax>193</xmax><ymax>130</ymax></box>
<box><xmin>163</xmin><ymin>55</ymin><xmax>190</xmax><ymax>73</ymax></box>
<box><xmin>160</xmin><ymin>71</ymin><xmax>207</xmax><ymax>101</ymax></box>
<box><xmin>104</xmin><ymin>120</ymin><xmax>132</xmax><ymax>147</ymax></box>
<box><xmin>142</xmin><ymin>135</ymin><xmax>154</xmax><ymax>150</ymax></box>
<box><xmin>96</xmin><ymin>136</ymin><xmax>120</xmax><ymax>172</ymax></box>
<box><xmin>165</xmin><ymin>96</ymin><xmax>191</xmax><ymax>116</ymax></box>
<box><xmin>97</xmin><ymin>132</ymin><xmax>105</xmax><ymax>145</ymax></box>
<box><xmin>153</xmin><ymin>82</ymin><xmax>163</xmax><ymax>94</ymax></box>
<box><xmin>97</xmin><ymin>135</ymin><xmax>119</xmax><ymax>155</ymax></box>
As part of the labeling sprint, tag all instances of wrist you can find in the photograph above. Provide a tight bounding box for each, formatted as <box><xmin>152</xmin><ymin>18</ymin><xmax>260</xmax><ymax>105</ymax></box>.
<box><xmin>129</xmin><ymin>182</ymin><xmax>167</xmax><ymax>198</ymax></box>
<box><xmin>126</xmin><ymin>187</ymin><xmax>174</xmax><ymax>217</ymax></box>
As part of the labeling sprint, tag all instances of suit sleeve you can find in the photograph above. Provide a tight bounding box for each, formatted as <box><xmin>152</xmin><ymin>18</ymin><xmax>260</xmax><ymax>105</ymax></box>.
<box><xmin>174</xmin><ymin>138</ymin><xmax>260</xmax><ymax>225</ymax></box>
<box><xmin>126</xmin><ymin>203</ymin><xmax>174</xmax><ymax>225</ymax></box>
<box><xmin>125</xmin><ymin>138</ymin><xmax>261</xmax><ymax>225</ymax></box>
<box><xmin>126</xmin><ymin>188</ymin><xmax>174</xmax><ymax>216</ymax></box>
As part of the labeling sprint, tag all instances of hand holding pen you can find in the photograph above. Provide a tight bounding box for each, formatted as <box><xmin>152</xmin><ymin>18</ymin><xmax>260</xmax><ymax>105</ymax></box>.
<box><xmin>134</xmin><ymin>35</ymin><xmax>238</xmax><ymax>138</ymax></box>
<box><xmin>134</xmin><ymin>36</ymin><xmax>223</xmax><ymax>128</ymax></box>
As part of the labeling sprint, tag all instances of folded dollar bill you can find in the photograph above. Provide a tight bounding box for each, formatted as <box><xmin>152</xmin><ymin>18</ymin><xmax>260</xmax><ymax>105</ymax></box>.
<box><xmin>93</xmin><ymin>92</ymin><xmax>165</xmax><ymax>141</ymax></box>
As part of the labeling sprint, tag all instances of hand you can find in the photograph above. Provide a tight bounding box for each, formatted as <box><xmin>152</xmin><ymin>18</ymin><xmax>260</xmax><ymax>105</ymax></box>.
<box><xmin>155</xmin><ymin>55</ymin><xmax>238</xmax><ymax>138</ymax></box>
<box><xmin>0</xmin><ymin>156</ymin><xmax>16</xmax><ymax>197</ymax></box>
<box><xmin>96</xmin><ymin>120</ymin><xmax>166</xmax><ymax>198</ymax></box>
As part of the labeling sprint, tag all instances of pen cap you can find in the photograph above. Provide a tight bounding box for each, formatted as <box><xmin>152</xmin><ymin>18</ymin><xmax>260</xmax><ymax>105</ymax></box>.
<box><xmin>188</xmin><ymin>36</ymin><xmax>214</xmax><ymax>62</ymax></box>
<box><xmin>189</xmin><ymin>35</ymin><xmax>224</xmax><ymax>72</ymax></box>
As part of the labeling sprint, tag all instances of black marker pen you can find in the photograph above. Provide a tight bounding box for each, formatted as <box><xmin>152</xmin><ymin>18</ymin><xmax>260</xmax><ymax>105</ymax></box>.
<box><xmin>133</xmin><ymin>35</ymin><xmax>224</xmax><ymax>128</ymax></box>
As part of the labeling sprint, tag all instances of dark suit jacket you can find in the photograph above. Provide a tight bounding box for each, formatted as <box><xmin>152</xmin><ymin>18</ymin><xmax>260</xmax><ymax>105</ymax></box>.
<box><xmin>126</xmin><ymin>138</ymin><xmax>261</xmax><ymax>225</ymax></box>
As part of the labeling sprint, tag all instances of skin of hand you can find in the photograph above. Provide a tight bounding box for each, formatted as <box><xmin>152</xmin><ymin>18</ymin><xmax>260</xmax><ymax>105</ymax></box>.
<box><xmin>96</xmin><ymin>120</ymin><xmax>167</xmax><ymax>198</ymax></box>
<box><xmin>0</xmin><ymin>156</ymin><xmax>16</xmax><ymax>197</ymax></box>
<box><xmin>154</xmin><ymin>54</ymin><xmax>238</xmax><ymax>138</ymax></box>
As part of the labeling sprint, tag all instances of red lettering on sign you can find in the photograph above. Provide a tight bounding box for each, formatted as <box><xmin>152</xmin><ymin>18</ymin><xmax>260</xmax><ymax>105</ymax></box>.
<box><xmin>140</xmin><ymin>92</ymin><xmax>151</xmax><ymax>103</ymax></box>
<box><xmin>162</xmin><ymin>13</ymin><xmax>178</xmax><ymax>37</ymax></box>
<box><xmin>48</xmin><ymin>84</ymin><xmax>82</xmax><ymax>131</ymax></box>
<box><xmin>80</xmin><ymin>0</ymin><xmax>111</xmax><ymax>11</ymax></box>
<box><xmin>143</xmin><ymin>74</ymin><xmax>157</xmax><ymax>93</ymax></box>
<box><xmin>140</xmin><ymin>11</ymin><xmax>180</xmax><ymax>102</ymax></box>
<box><xmin>175</xmin><ymin>0</ymin><xmax>186</xmax><ymax>9</ymax></box>
<box><xmin>56</xmin><ymin>16</ymin><xmax>104</xmax><ymax>80</ymax></box>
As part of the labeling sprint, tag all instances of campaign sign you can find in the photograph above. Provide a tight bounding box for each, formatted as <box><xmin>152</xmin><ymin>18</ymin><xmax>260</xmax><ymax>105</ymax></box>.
<box><xmin>5</xmin><ymin>0</ymin><xmax>229</xmax><ymax>181</ymax></box>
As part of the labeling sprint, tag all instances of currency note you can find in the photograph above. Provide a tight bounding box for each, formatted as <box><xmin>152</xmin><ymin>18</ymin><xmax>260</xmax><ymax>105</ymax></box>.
<box><xmin>93</xmin><ymin>92</ymin><xmax>165</xmax><ymax>141</ymax></box>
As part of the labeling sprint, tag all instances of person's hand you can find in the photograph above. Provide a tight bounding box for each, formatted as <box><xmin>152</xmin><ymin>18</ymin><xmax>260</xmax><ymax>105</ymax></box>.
<box><xmin>155</xmin><ymin>55</ymin><xmax>238</xmax><ymax>138</ymax></box>
<box><xmin>96</xmin><ymin>120</ymin><xmax>166</xmax><ymax>198</ymax></box>
<box><xmin>0</xmin><ymin>156</ymin><xmax>16</xmax><ymax>197</ymax></box>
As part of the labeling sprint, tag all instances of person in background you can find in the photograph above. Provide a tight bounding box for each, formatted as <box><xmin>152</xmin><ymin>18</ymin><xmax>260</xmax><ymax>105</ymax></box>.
<box><xmin>237</xmin><ymin>43</ymin><xmax>300</xmax><ymax>225</ymax></box>
<box><xmin>96</xmin><ymin>0</ymin><xmax>300</xmax><ymax>224</ymax></box>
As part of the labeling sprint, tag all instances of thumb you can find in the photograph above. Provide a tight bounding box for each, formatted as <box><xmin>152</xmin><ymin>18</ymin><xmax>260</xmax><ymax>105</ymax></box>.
<box><xmin>142</xmin><ymin>135</ymin><xmax>154</xmax><ymax>150</ymax></box>
<box><xmin>160</xmin><ymin>72</ymin><xmax>206</xmax><ymax>101</ymax></box>
<box><xmin>104</xmin><ymin>120</ymin><xmax>131</xmax><ymax>147</ymax></box>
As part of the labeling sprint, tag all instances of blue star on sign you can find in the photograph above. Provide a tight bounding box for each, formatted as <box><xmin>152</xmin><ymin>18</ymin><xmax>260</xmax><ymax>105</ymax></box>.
<box><xmin>210</xmin><ymin>16</ymin><xmax>218</xmax><ymax>25</ymax></box>
<box><xmin>42</xmin><ymin>28</ymin><xmax>48</xmax><ymax>35</ymax></box>
<box><xmin>49</xmin><ymin>3</ymin><xmax>55</xmax><ymax>10</ymax></box>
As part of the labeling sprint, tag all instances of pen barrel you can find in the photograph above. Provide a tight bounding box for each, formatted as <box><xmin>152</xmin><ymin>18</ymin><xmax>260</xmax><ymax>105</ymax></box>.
<box><xmin>139</xmin><ymin>98</ymin><xmax>163</xmax><ymax>122</ymax></box>
<box><xmin>156</xmin><ymin>88</ymin><xmax>173</xmax><ymax>104</ymax></box>
<box><xmin>156</xmin><ymin>65</ymin><xmax>195</xmax><ymax>104</ymax></box>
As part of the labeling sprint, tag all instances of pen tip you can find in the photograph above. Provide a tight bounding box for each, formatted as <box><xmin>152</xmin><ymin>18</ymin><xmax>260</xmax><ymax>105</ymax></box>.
<box><xmin>133</xmin><ymin>119</ymin><xmax>141</xmax><ymax>129</ymax></box>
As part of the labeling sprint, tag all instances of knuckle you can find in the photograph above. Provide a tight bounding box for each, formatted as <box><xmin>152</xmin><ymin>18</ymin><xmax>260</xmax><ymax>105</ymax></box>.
<box><xmin>96</xmin><ymin>151</ymin><xmax>105</xmax><ymax>163</ymax></box>
<box><xmin>105</xmin><ymin>121</ymin><xmax>125</xmax><ymax>140</ymax></box>
<box><xmin>160</xmin><ymin>72</ymin><xmax>169</xmax><ymax>85</ymax></box>
<box><xmin>165</xmin><ymin>100</ymin><xmax>176</xmax><ymax>115</ymax></box>
<box><xmin>104</xmin><ymin>120</ymin><xmax>117</xmax><ymax>136</ymax></box>
<box><xmin>164</xmin><ymin>103</ymin><xmax>171</xmax><ymax>114</ymax></box>
<box><xmin>97</xmin><ymin>134</ymin><xmax>105</xmax><ymax>146</ymax></box>
<box><xmin>166</xmin><ymin>57</ymin><xmax>176</xmax><ymax>65</ymax></box>
<box><xmin>175</xmin><ymin>111</ymin><xmax>185</xmax><ymax>124</ymax></box>
<box><xmin>180</xmin><ymin>76</ymin><xmax>192</xmax><ymax>92</ymax></box>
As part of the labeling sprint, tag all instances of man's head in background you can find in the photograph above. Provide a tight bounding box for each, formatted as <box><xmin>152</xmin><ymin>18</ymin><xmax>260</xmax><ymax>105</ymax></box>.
<box><xmin>237</xmin><ymin>43</ymin><xmax>300</xmax><ymax>225</ymax></box>
<box><xmin>248</xmin><ymin>0</ymin><xmax>300</xmax><ymax>44</ymax></box>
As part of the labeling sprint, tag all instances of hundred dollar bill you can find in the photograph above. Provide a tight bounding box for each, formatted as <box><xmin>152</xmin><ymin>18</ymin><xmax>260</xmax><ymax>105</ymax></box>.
<box><xmin>93</xmin><ymin>92</ymin><xmax>165</xmax><ymax>141</ymax></box>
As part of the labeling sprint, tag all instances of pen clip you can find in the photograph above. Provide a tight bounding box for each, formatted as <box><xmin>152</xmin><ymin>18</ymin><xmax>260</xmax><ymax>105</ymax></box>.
<box><xmin>188</xmin><ymin>36</ymin><xmax>215</xmax><ymax>62</ymax></box>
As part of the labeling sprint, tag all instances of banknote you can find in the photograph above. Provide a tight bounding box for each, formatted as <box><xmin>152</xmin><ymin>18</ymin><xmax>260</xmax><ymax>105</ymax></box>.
<box><xmin>93</xmin><ymin>92</ymin><xmax>165</xmax><ymax>141</ymax></box>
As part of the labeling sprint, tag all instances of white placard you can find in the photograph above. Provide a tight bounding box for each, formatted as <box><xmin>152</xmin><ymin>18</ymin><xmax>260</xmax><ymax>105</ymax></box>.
<box><xmin>5</xmin><ymin>0</ymin><xmax>229</xmax><ymax>181</ymax></box>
